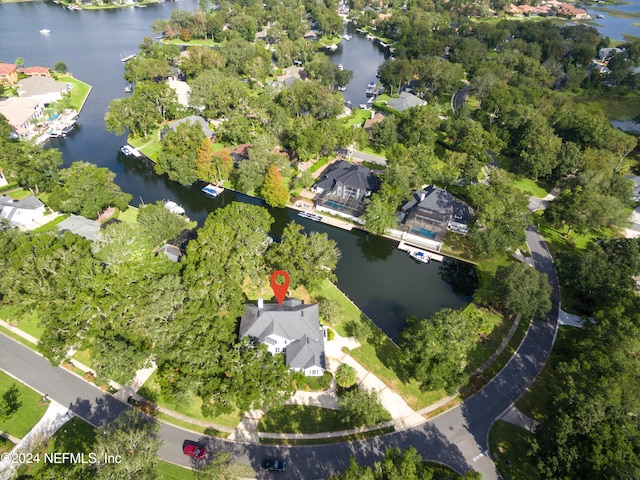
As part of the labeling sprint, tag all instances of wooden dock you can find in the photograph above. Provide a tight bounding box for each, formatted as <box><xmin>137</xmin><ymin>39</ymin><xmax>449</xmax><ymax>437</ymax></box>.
<box><xmin>397</xmin><ymin>241</ymin><xmax>444</xmax><ymax>262</ymax></box>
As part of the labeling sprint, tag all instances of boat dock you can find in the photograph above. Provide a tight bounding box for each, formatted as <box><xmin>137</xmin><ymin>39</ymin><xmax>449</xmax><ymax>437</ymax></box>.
<box><xmin>397</xmin><ymin>241</ymin><xmax>444</xmax><ymax>262</ymax></box>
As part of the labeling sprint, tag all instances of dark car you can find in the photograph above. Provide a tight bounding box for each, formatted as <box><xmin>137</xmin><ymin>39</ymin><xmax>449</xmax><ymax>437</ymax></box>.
<box><xmin>183</xmin><ymin>441</ymin><xmax>206</xmax><ymax>459</ymax></box>
<box><xmin>261</xmin><ymin>458</ymin><xmax>286</xmax><ymax>471</ymax></box>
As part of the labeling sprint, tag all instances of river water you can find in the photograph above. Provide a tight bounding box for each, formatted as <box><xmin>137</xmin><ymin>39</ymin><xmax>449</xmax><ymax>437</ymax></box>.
<box><xmin>1</xmin><ymin>1</ymin><xmax>475</xmax><ymax>341</ymax></box>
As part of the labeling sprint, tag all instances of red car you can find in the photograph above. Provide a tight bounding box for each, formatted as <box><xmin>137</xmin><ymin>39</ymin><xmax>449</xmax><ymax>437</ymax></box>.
<box><xmin>183</xmin><ymin>441</ymin><xmax>206</xmax><ymax>459</ymax></box>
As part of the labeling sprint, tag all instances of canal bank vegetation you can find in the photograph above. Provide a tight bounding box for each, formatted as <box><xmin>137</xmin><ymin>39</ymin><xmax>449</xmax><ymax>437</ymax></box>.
<box><xmin>329</xmin><ymin>446</ymin><xmax>482</xmax><ymax>480</ymax></box>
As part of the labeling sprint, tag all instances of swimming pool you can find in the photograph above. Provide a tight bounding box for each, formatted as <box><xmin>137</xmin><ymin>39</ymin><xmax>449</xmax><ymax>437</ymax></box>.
<box><xmin>410</xmin><ymin>226</ymin><xmax>437</xmax><ymax>239</ymax></box>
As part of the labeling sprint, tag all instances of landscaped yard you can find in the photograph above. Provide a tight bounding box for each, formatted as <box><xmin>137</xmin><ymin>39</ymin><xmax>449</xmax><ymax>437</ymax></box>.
<box><xmin>489</xmin><ymin>420</ymin><xmax>540</xmax><ymax>480</ymax></box>
<box><xmin>464</xmin><ymin>305</ymin><xmax>510</xmax><ymax>373</ymax></box>
<box><xmin>0</xmin><ymin>370</ymin><xmax>49</xmax><ymax>438</ymax></box>
<box><xmin>157</xmin><ymin>461</ymin><xmax>193</xmax><ymax>479</ymax></box>
<box><xmin>57</xmin><ymin>74</ymin><xmax>92</xmax><ymax>111</ymax></box>
<box><xmin>0</xmin><ymin>306</ymin><xmax>43</xmax><ymax>340</ymax></box>
<box><xmin>512</xmin><ymin>177</ymin><xmax>550</xmax><ymax>198</ymax></box>
<box><xmin>139</xmin><ymin>371</ymin><xmax>242</xmax><ymax>429</ymax></box>
<box><xmin>311</xmin><ymin>280</ymin><xmax>448</xmax><ymax>410</ymax></box>
<box><xmin>258</xmin><ymin>405</ymin><xmax>359</xmax><ymax>433</ymax></box>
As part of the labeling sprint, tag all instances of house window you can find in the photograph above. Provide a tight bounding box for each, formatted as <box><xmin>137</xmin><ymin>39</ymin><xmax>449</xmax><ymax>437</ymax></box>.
<box><xmin>275</xmin><ymin>347</ymin><xmax>281</xmax><ymax>353</ymax></box>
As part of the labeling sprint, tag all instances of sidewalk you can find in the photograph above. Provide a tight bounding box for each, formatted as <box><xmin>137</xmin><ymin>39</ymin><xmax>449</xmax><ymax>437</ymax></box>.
<box><xmin>0</xmin><ymin>400</ymin><xmax>72</xmax><ymax>478</ymax></box>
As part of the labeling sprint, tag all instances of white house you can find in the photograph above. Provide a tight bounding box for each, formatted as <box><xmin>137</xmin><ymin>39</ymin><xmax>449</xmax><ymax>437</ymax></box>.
<box><xmin>0</xmin><ymin>195</ymin><xmax>47</xmax><ymax>228</ymax></box>
<box><xmin>239</xmin><ymin>298</ymin><xmax>326</xmax><ymax>377</ymax></box>
<box><xmin>0</xmin><ymin>97</ymin><xmax>43</xmax><ymax>139</ymax></box>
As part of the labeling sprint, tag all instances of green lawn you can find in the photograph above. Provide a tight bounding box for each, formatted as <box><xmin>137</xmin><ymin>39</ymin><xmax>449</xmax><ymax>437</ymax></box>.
<box><xmin>512</xmin><ymin>177</ymin><xmax>550</xmax><ymax>198</ymax></box>
<box><xmin>468</xmin><ymin>315</ymin><xmax>532</xmax><ymax>395</ymax></box>
<box><xmin>489</xmin><ymin>421</ymin><xmax>540</xmax><ymax>480</ymax></box>
<box><xmin>6</xmin><ymin>188</ymin><xmax>32</xmax><ymax>200</ymax></box>
<box><xmin>139</xmin><ymin>371</ymin><xmax>242</xmax><ymax>429</ymax></box>
<box><xmin>57</xmin><ymin>74</ymin><xmax>92</xmax><ymax>111</ymax></box>
<box><xmin>113</xmin><ymin>205</ymin><xmax>138</xmax><ymax>224</ymax></box>
<box><xmin>532</xmin><ymin>211</ymin><xmax>611</xmax><ymax>256</ymax></box>
<box><xmin>259</xmin><ymin>405</ymin><xmax>359</xmax><ymax>433</ymax></box>
<box><xmin>342</xmin><ymin>108</ymin><xmax>372</xmax><ymax>128</ymax></box>
<box><xmin>33</xmin><ymin>213</ymin><xmax>71</xmax><ymax>233</ymax></box>
<box><xmin>0</xmin><ymin>435</ymin><xmax>14</xmax><ymax>454</ymax></box>
<box><xmin>575</xmin><ymin>94</ymin><xmax>640</xmax><ymax>121</ymax></box>
<box><xmin>312</xmin><ymin>281</ymin><xmax>447</xmax><ymax>410</ymax></box>
<box><xmin>0</xmin><ymin>371</ymin><xmax>49</xmax><ymax>438</ymax></box>
<box><xmin>516</xmin><ymin>328</ymin><xmax>578</xmax><ymax>423</ymax></box>
<box><xmin>0</xmin><ymin>306</ymin><xmax>43</xmax><ymax>340</ymax></box>
<box><xmin>464</xmin><ymin>305</ymin><xmax>511</xmax><ymax>373</ymax></box>
<box><xmin>72</xmin><ymin>348</ymin><xmax>93</xmax><ymax>368</ymax></box>
<box><xmin>157</xmin><ymin>461</ymin><xmax>193</xmax><ymax>480</ymax></box>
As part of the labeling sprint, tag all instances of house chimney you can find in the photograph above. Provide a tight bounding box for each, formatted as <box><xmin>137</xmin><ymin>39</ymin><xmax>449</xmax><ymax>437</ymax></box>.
<box><xmin>257</xmin><ymin>298</ymin><xmax>263</xmax><ymax>309</ymax></box>
<box><xmin>420</xmin><ymin>190</ymin><xmax>426</xmax><ymax>201</ymax></box>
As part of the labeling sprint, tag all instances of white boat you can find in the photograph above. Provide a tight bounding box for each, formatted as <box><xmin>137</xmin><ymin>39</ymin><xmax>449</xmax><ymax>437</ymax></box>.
<box><xmin>298</xmin><ymin>211</ymin><xmax>322</xmax><ymax>222</ymax></box>
<box><xmin>120</xmin><ymin>145</ymin><xmax>142</xmax><ymax>157</ymax></box>
<box><xmin>337</xmin><ymin>85</ymin><xmax>347</xmax><ymax>92</ymax></box>
<box><xmin>343</xmin><ymin>34</ymin><xmax>352</xmax><ymax>40</ymax></box>
<box><xmin>366</xmin><ymin>34</ymin><xmax>375</xmax><ymax>40</ymax></box>
<box><xmin>202</xmin><ymin>183</ymin><xmax>223</xmax><ymax>198</ymax></box>
<box><xmin>124</xmin><ymin>84</ymin><xmax>134</xmax><ymax>93</ymax></box>
<box><xmin>164</xmin><ymin>200</ymin><xmax>186</xmax><ymax>215</ymax></box>
<box><xmin>409</xmin><ymin>250</ymin><xmax>430</xmax><ymax>264</ymax></box>
<box><xmin>39</xmin><ymin>29</ymin><xmax>51</xmax><ymax>34</ymax></box>
<box><xmin>367</xmin><ymin>96</ymin><xmax>375</xmax><ymax>103</ymax></box>
<box><xmin>596</xmin><ymin>13</ymin><xmax>605</xmax><ymax>18</ymax></box>
<box><xmin>338</xmin><ymin>64</ymin><xmax>344</xmax><ymax>70</ymax></box>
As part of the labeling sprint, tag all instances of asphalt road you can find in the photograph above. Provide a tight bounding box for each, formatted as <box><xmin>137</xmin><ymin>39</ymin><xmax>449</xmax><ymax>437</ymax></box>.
<box><xmin>0</xmin><ymin>225</ymin><xmax>559</xmax><ymax>479</ymax></box>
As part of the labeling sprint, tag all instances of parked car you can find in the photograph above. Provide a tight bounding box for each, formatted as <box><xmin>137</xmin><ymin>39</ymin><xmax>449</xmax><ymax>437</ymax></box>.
<box><xmin>261</xmin><ymin>458</ymin><xmax>286</xmax><ymax>471</ymax></box>
<box><xmin>183</xmin><ymin>441</ymin><xmax>206</xmax><ymax>459</ymax></box>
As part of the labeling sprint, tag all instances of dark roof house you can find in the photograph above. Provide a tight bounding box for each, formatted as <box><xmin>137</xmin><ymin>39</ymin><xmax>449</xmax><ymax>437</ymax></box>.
<box><xmin>398</xmin><ymin>186</ymin><xmax>474</xmax><ymax>242</ymax></box>
<box><xmin>312</xmin><ymin>160</ymin><xmax>379</xmax><ymax>222</ymax></box>
<box><xmin>239</xmin><ymin>298</ymin><xmax>325</xmax><ymax>376</ymax></box>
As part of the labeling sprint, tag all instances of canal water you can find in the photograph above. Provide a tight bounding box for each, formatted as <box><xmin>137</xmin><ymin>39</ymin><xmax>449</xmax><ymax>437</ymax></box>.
<box><xmin>327</xmin><ymin>22</ymin><xmax>392</xmax><ymax>107</ymax></box>
<box><xmin>0</xmin><ymin>0</ymin><xmax>476</xmax><ymax>341</ymax></box>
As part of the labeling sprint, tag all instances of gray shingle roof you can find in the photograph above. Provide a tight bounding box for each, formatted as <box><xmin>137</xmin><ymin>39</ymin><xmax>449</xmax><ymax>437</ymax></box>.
<box><xmin>239</xmin><ymin>299</ymin><xmax>325</xmax><ymax>371</ymax></box>
<box><xmin>401</xmin><ymin>186</ymin><xmax>473</xmax><ymax>225</ymax></box>
<box><xmin>313</xmin><ymin>160</ymin><xmax>378</xmax><ymax>194</ymax></box>
<box><xmin>164</xmin><ymin>115</ymin><xmax>214</xmax><ymax>138</ymax></box>
<box><xmin>17</xmin><ymin>76</ymin><xmax>67</xmax><ymax>98</ymax></box>
<box><xmin>386</xmin><ymin>91</ymin><xmax>427</xmax><ymax>112</ymax></box>
<box><xmin>0</xmin><ymin>195</ymin><xmax>44</xmax><ymax>210</ymax></box>
<box><xmin>56</xmin><ymin>214</ymin><xmax>101</xmax><ymax>241</ymax></box>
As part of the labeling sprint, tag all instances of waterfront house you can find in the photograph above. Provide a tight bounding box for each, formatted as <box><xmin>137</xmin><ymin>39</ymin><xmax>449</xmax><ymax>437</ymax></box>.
<box><xmin>57</xmin><ymin>214</ymin><xmax>101</xmax><ymax>241</ymax></box>
<box><xmin>162</xmin><ymin>115</ymin><xmax>214</xmax><ymax>139</ymax></box>
<box><xmin>239</xmin><ymin>298</ymin><xmax>325</xmax><ymax>377</ymax></box>
<box><xmin>390</xmin><ymin>186</ymin><xmax>474</xmax><ymax>251</ymax></box>
<box><xmin>0</xmin><ymin>63</ymin><xmax>18</xmax><ymax>86</ymax></box>
<box><xmin>303</xmin><ymin>30</ymin><xmax>319</xmax><ymax>41</ymax></box>
<box><xmin>0</xmin><ymin>195</ymin><xmax>47</xmax><ymax>229</ymax></box>
<box><xmin>16</xmin><ymin>76</ymin><xmax>69</xmax><ymax>104</ymax></box>
<box><xmin>17</xmin><ymin>66</ymin><xmax>51</xmax><ymax>78</ymax></box>
<box><xmin>0</xmin><ymin>97</ymin><xmax>43</xmax><ymax>139</ymax></box>
<box><xmin>0</xmin><ymin>168</ymin><xmax>7</xmax><ymax>188</ymax></box>
<box><xmin>597</xmin><ymin>47</ymin><xmax>626</xmax><ymax>63</ymax></box>
<box><xmin>386</xmin><ymin>91</ymin><xmax>427</xmax><ymax>113</ymax></box>
<box><xmin>312</xmin><ymin>160</ymin><xmax>379</xmax><ymax>223</ymax></box>
<box><xmin>363</xmin><ymin>112</ymin><xmax>385</xmax><ymax>134</ymax></box>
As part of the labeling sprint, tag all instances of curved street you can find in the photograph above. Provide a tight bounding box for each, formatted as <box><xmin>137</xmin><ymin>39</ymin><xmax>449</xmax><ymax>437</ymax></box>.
<box><xmin>0</xmin><ymin>225</ymin><xmax>559</xmax><ymax>479</ymax></box>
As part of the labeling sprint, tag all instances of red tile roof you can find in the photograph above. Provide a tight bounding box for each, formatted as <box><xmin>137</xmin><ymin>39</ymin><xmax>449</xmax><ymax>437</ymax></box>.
<box><xmin>0</xmin><ymin>63</ymin><xmax>17</xmax><ymax>75</ymax></box>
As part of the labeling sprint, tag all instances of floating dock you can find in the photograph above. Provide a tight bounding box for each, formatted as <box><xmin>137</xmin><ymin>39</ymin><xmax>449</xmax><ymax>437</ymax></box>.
<box><xmin>397</xmin><ymin>241</ymin><xmax>444</xmax><ymax>262</ymax></box>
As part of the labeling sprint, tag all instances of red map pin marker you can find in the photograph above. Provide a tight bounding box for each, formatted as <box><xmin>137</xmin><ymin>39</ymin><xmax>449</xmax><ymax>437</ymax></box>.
<box><xmin>270</xmin><ymin>270</ymin><xmax>290</xmax><ymax>305</ymax></box>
